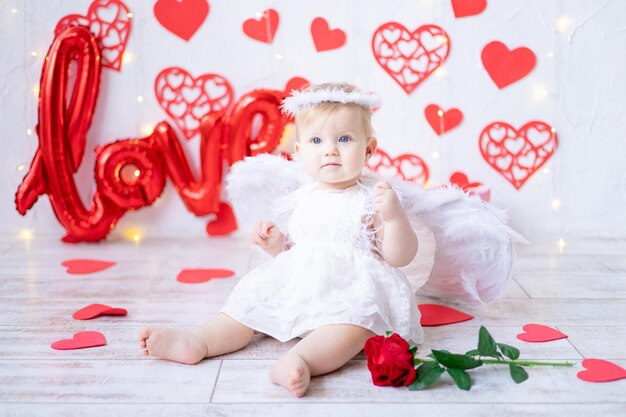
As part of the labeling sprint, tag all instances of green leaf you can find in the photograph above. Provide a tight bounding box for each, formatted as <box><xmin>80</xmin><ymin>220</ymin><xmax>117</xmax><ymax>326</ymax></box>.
<box><xmin>477</xmin><ymin>326</ymin><xmax>499</xmax><ymax>357</ymax></box>
<box><xmin>447</xmin><ymin>368</ymin><xmax>472</xmax><ymax>391</ymax></box>
<box><xmin>509</xmin><ymin>364</ymin><xmax>529</xmax><ymax>384</ymax></box>
<box><xmin>385</xmin><ymin>330</ymin><xmax>393</xmax><ymax>337</ymax></box>
<box><xmin>497</xmin><ymin>343</ymin><xmax>520</xmax><ymax>360</ymax></box>
<box><xmin>408</xmin><ymin>362</ymin><xmax>445</xmax><ymax>390</ymax></box>
<box><xmin>431</xmin><ymin>350</ymin><xmax>483</xmax><ymax>370</ymax></box>
<box><xmin>465</xmin><ymin>349</ymin><xmax>480</xmax><ymax>356</ymax></box>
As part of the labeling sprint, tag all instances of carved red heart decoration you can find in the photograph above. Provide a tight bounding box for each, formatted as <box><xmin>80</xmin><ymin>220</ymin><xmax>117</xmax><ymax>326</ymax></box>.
<box><xmin>481</xmin><ymin>41</ymin><xmax>536</xmax><ymax>89</ymax></box>
<box><xmin>577</xmin><ymin>359</ymin><xmax>626</xmax><ymax>383</ymax></box>
<box><xmin>73</xmin><ymin>303</ymin><xmax>128</xmax><ymax>320</ymax></box>
<box><xmin>372</xmin><ymin>22</ymin><xmax>450</xmax><ymax>94</ymax></box>
<box><xmin>311</xmin><ymin>17</ymin><xmax>346</xmax><ymax>52</ymax></box>
<box><xmin>285</xmin><ymin>77</ymin><xmax>310</xmax><ymax>94</ymax></box>
<box><xmin>516</xmin><ymin>324</ymin><xmax>568</xmax><ymax>342</ymax></box>
<box><xmin>154</xmin><ymin>0</ymin><xmax>209</xmax><ymax>41</ymax></box>
<box><xmin>366</xmin><ymin>148</ymin><xmax>429</xmax><ymax>185</ymax></box>
<box><xmin>55</xmin><ymin>0</ymin><xmax>132</xmax><ymax>71</ymax></box>
<box><xmin>62</xmin><ymin>259</ymin><xmax>116</xmax><ymax>274</ymax></box>
<box><xmin>51</xmin><ymin>331</ymin><xmax>107</xmax><ymax>350</ymax></box>
<box><xmin>451</xmin><ymin>0</ymin><xmax>487</xmax><ymax>18</ymax></box>
<box><xmin>177</xmin><ymin>268</ymin><xmax>235</xmax><ymax>284</ymax></box>
<box><xmin>243</xmin><ymin>9</ymin><xmax>279</xmax><ymax>43</ymax></box>
<box><xmin>424</xmin><ymin>104</ymin><xmax>463</xmax><ymax>135</ymax></box>
<box><xmin>154</xmin><ymin>67</ymin><xmax>233</xmax><ymax>139</ymax></box>
<box><xmin>479</xmin><ymin>121</ymin><xmax>558</xmax><ymax>189</ymax></box>
<box><xmin>418</xmin><ymin>304</ymin><xmax>474</xmax><ymax>326</ymax></box>
<box><xmin>206</xmin><ymin>202</ymin><xmax>238</xmax><ymax>236</ymax></box>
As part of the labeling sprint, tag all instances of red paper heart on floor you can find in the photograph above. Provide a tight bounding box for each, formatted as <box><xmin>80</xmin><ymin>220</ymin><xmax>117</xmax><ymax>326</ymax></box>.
<box><xmin>481</xmin><ymin>41</ymin><xmax>536</xmax><ymax>89</ymax></box>
<box><xmin>73</xmin><ymin>303</ymin><xmax>128</xmax><ymax>320</ymax></box>
<box><xmin>479</xmin><ymin>120</ymin><xmax>558</xmax><ymax>190</ymax></box>
<box><xmin>285</xmin><ymin>77</ymin><xmax>310</xmax><ymax>94</ymax></box>
<box><xmin>154</xmin><ymin>67</ymin><xmax>233</xmax><ymax>139</ymax></box>
<box><xmin>206</xmin><ymin>202</ymin><xmax>238</xmax><ymax>236</ymax></box>
<box><xmin>418</xmin><ymin>304</ymin><xmax>474</xmax><ymax>326</ymax></box>
<box><xmin>577</xmin><ymin>359</ymin><xmax>626</xmax><ymax>383</ymax></box>
<box><xmin>452</xmin><ymin>0</ymin><xmax>487</xmax><ymax>18</ymax></box>
<box><xmin>62</xmin><ymin>259</ymin><xmax>116</xmax><ymax>274</ymax></box>
<box><xmin>243</xmin><ymin>9</ymin><xmax>279</xmax><ymax>43</ymax></box>
<box><xmin>366</xmin><ymin>148</ymin><xmax>429</xmax><ymax>185</ymax></box>
<box><xmin>311</xmin><ymin>17</ymin><xmax>346</xmax><ymax>52</ymax></box>
<box><xmin>51</xmin><ymin>331</ymin><xmax>107</xmax><ymax>350</ymax></box>
<box><xmin>424</xmin><ymin>104</ymin><xmax>463</xmax><ymax>135</ymax></box>
<box><xmin>177</xmin><ymin>268</ymin><xmax>235</xmax><ymax>284</ymax></box>
<box><xmin>516</xmin><ymin>324</ymin><xmax>568</xmax><ymax>342</ymax></box>
<box><xmin>54</xmin><ymin>0</ymin><xmax>132</xmax><ymax>71</ymax></box>
<box><xmin>372</xmin><ymin>22</ymin><xmax>451</xmax><ymax>94</ymax></box>
<box><xmin>154</xmin><ymin>0</ymin><xmax>209</xmax><ymax>41</ymax></box>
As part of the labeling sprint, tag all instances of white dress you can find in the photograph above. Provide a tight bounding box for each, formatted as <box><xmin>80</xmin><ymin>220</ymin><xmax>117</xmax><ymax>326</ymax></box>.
<box><xmin>220</xmin><ymin>179</ymin><xmax>424</xmax><ymax>344</ymax></box>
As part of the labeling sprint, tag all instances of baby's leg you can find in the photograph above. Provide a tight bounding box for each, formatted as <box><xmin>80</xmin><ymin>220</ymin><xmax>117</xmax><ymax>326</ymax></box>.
<box><xmin>139</xmin><ymin>313</ymin><xmax>254</xmax><ymax>364</ymax></box>
<box><xmin>269</xmin><ymin>324</ymin><xmax>375</xmax><ymax>397</ymax></box>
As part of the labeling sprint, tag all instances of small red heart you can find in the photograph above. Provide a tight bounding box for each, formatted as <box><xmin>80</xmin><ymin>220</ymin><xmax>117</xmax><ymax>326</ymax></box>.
<box><xmin>285</xmin><ymin>76</ymin><xmax>310</xmax><ymax>94</ymax></box>
<box><xmin>481</xmin><ymin>41</ymin><xmax>536</xmax><ymax>89</ymax></box>
<box><xmin>311</xmin><ymin>17</ymin><xmax>346</xmax><ymax>52</ymax></box>
<box><xmin>516</xmin><ymin>324</ymin><xmax>568</xmax><ymax>342</ymax></box>
<box><xmin>62</xmin><ymin>259</ymin><xmax>116</xmax><ymax>274</ymax></box>
<box><xmin>424</xmin><ymin>104</ymin><xmax>463</xmax><ymax>135</ymax></box>
<box><xmin>206</xmin><ymin>202</ymin><xmax>238</xmax><ymax>236</ymax></box>
<box><xmin>154</xmin><ymin>0</ymin><xmax>209</xmax><ymax>41</ymax></box>
<box><xmin>451</xmin><ymin>0</ymin><xmax>487</xmax><ymax>18</ymax></box>
<box><xmin>51</xmin><ymin>331</ymin><xmax>107</xmax><ymax>350</ymax></box>
<box><xmin>418</xmin><ymin>304</ymin><xmax>474</xmax><ymax>326</ymax></box>
<box><xmin>577</xmin><ymin>359</ymin><xmax>626</xmax><ymax>383</ymax></box>
<box><xmin>73</xmin><ymin>303</ymin><xmax>128</xmax><ymax>320</ymax></box>
<box><xmin>243</xmin><ymin>9</ymin><xmax>279</xmax><ymax>43</ymax></box>
<box><xmin>177</xmin><ymin>268</ymin><xmax>235</xmax><ymax>284</ymax></box>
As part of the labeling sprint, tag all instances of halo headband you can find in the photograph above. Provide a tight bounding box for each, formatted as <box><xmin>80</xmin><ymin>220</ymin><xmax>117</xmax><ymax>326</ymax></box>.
<box><xmin>281</xmin><ymin>86</ymin><xmax>382</xmax><ymax>117</ymax></box>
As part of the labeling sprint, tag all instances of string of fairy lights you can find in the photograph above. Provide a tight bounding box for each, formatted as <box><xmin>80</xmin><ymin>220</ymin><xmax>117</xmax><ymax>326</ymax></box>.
<box><xmin>9</xmin><ymin>3</ymin><xmax>573</xmax><ymax>252</ymax></box>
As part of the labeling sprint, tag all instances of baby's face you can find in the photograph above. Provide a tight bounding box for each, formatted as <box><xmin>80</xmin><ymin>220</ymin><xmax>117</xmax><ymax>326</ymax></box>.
<box><xmin>295</xmin><ymin>106</ymin><xmax>376</xmax><ymax>190</ymax></box>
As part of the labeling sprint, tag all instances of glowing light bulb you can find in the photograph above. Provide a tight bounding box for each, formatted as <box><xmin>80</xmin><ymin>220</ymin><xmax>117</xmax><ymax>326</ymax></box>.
<box><xmin>126</xmin><ymin>12</ymin><xmax>133</xmax><ymax>18</ymax></box>
<box><xmin>142</xmin><ymin>125</ymin><xmax>154</xmax><ymax>135</ymax></box>
<box><xmin>555</xmin><ymin>16</ymin><xmax>573</xmax><ymax>34</ymax></box>
<box><xmin>122</xmin><ymin>52</ymin><xmax>133</xmax><ymax>65</ymax></box>
<box><xmin>18</xmin><ymin>164</ymin><xmax>25</xmax><ymax>171</ymax></box>
<box><xmin>33</xmin><ymin>84</ymin><xmax>40</xmax><ymax>96</ymax></box>
<box><xmin>26</xmin><ymin>128</ymin><xmax>33</xmax><ymax>136</ymax></box>
<box><xmin>557</xmin><ymin>238</ymin><xmax>566</xmax><ymax>253</ymax></box>
<box><xmin>11</xmin><ymin>8</ymin><xmax>18</xmax><ymax>14</ymax></box>
<box><xmin>434</xmin><ymin>67</ymin><xmax>446</xmax><ymax>77</ymax></box>
<box><xmin>255</xmin><ymin>11</ymin><xmax>263</xmax><ymax>18</ymax></box>
<box><xmin>134</xmin><ymin>169</ymin><xmax>141</xmax><ymax>177</ymax></box>
<box><xmin>532</xmin><ymin>84</ymin><xmax>549</xmax><ymax>101</ymax></box>
<box><xmin>437</xmin><ymin>110</ymin><xmax>444</xmax><ymax>117</ymax></box>
<box><xmin>548</xmin><ymin>52</ymin><xmax>554</xmax><ymax>58</ymax></box>
<box><xmin>543</xmin><ymin>167</ymin><xmax>551</xmax><ymax>174</ymax></box>
<box><xmin>274</xmin><ymin>53</ymin><xmax>283</xmax><ymax>60</ymax></box>
<box><xmin>30</xmin><ymin>51</ymin><xmax>38</xmax><ymax>57</ymax></box>
<box><xmin>137</xmin><ymin>96</ymin><xmax>144</xmax><ymax>103</ymax></box>
<box><xmin>551</xmin><ymin>199</ymin><xmax>561</xmax><ymax>210</ymax></box>
<box><xmin>124</xmin><ymin>228</ymin><xmax>143</xmax><ymax>243</ymax></box>
<box><xmin>550</xmin><ymin>127</ymin><xmax>557</xmax><ymax>134</ymax></box>
<box><xmin>432</xmin><ymin>152</ymin><xmax>439</xmax><ymax>159</ymax></box>
<box><xmin>19</xmin><ymin>229</ymin><xmax>33</xmax><ymax>241</ymax></box>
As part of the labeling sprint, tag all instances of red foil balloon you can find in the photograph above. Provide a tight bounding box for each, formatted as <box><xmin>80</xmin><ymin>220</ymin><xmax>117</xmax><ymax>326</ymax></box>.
<box><xmin>227</xmin><ymin>89</ymin><xmax>290</xmax><ymax>165</ymax></box>
<box><xmin>15</xmin><ymin>26</ymin><xmax>124</xmax><ymax>243</ymax></box>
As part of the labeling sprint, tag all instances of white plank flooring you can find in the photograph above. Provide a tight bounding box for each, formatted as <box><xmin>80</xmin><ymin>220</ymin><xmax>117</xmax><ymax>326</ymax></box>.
<box><xmin>0</xmin><ymin>236</ymin><xmax>625</xmax><ymax>416</ymax></box>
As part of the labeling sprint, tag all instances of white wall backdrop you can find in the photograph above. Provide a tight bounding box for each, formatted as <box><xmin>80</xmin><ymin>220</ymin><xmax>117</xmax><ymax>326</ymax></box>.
<box><xmin>1</xmin><ymin>0</ymin><xmax>625</xmax><ymax>244</ymax></box>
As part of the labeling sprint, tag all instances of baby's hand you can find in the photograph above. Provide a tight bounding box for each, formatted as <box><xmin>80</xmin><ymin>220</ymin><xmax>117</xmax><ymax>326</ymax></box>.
<box><xmin>373</xmin><ymin>181</ymin><xmax>403</xmax><ymax>223</ymax></box>
<box><xmin>250</xmin><ymin>220</ymin><xmax>283</xmax><ymax>251</ymax></box>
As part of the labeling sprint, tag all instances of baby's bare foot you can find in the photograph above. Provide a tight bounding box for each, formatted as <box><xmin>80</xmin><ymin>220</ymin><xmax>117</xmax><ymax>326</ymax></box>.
<box><xmin>138</xmin><ymin>327</ymin><xmax>208</xmax><ymax>365</ymax></box>
<box><xmin>269</xmin><ymin>353</ymin><xmax>311</xmax><ymax>397</ymax></box>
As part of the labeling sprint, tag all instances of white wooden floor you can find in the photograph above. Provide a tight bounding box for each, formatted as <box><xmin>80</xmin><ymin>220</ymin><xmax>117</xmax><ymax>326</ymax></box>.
<box><xmin>1</xmin><ymin>235</ymin><xmax>625</xmax><ymax>417</ymax></box>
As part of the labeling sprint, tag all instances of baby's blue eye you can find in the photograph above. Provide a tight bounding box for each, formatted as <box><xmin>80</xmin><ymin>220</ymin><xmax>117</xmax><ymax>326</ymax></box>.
<box><xmin>339</xmin><ymin>135</ymin><xmax>351</xmax><ymax>143</ymax></box>
<box><xmin>311</xmin><ymin>137</ymin><xmax>321</xmax><ymax>144</ymax></box>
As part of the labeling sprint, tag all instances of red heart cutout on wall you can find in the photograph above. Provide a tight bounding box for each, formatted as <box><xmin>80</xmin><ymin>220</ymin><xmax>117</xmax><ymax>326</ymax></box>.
<box><xmin>479</xmin><ymin>121</ymin><xmax>558</xmax><ymax>189</ymax></box>
<box><xmin>424</xmin><ymin>104</ymin><xmax>463</xmax><ymax>135</ymax></box>
<box><xmin>177</xmin><ymin>268</ymin><xmax>235</xmax><ymax>284</ymax></box>
<box><xmin>418</xmin><ymin>304</ymin><xmax>474</xmax><ymax>326</ymax></box>
<box><xmin>155</xmin><ymin>67</ymin><xmax>233</xmax><ymax>139</ymax></box>
<box><xmin>55</xmin><ymin>0</ymin><xmax>132</xmax><ymax>71</ymax></box>
<box><xmin>285</xmin><ymin>77</ymin><xmax>310</xmax><ymax>94</ymax></box>
<box><xmin>73</xmin><ymin>303</ymin><xmax>128</xmax><ymax>320</ymax></box>
<box><xmin>311</xmin><ymin>17</ymin><xmax>346</xmax><ymax>52</ymax></box>
<box><xmin>243</xmin><ymin>9</ymin><xmax>279</xmax><ymax>43</ymax></box>
<box><xmin>451</xmin><ymin>0</ymin><xmax>487</xmax><ymax>18</ymax></box>
<box><xmin>62</xmin><ymin>259</ymin><xmax>116</xmax><ymax>274</ymax></box>
<box><xmin>577</xmin><ymin>359</ymin><xmax>626</xmax><ymax>383</ymax></box>
<box><xmin>367</xmin><ymin>148</ymin><xmax>429</xmax><ymax>185</ymax></box>
<box><xmin>516</xmin><ymin>324</ymin><xmax>568</xmax><ymax>342</ymax></box>
<box><xmin>206</xmin><ymin>202</ymin><xmax>238</xmax><ymax>236</ymax></box>
<box><xmin>372</xmin><ymin>22</ymin><xmax>451</xmax><ymax>94</ymax></box>
<box><xmin>51</xmin><ymin>331</ymin><xmax>107</xmax><ymax>350</ymax></box>
<box><xmin>154</xmin><ymin>0</ymin><xmax>209</xmax><ymax>41</ymax></box>
<box><xmin>481</xmin><ymin>41</ymin><xmax>536</xmax><ymax>89</ymax></box>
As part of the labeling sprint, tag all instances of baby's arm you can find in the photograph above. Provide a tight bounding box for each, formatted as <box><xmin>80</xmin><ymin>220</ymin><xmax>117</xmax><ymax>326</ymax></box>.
<box><xmin>250</xmin><ymin>220</ymin><xmax>287</xmax><ymax>257</ymax></box>
<box><xmin>372</xmin><ymin>182</ymin><xmax>418</xmax><ymax>267</ymax></box>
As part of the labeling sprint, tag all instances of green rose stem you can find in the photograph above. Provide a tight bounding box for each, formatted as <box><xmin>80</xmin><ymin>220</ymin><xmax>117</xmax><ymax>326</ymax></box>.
<box><xmin>414</xmin><ymin>358</ymin><xmax>575</xmax><ymax>367</ymax></box>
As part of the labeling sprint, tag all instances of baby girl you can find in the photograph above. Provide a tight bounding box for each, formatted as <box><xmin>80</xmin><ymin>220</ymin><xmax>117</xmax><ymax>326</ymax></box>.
<box><xmin>139</xmin><ymin>82</ymin><xmax>423</xmax><ymax>397</ymax></box>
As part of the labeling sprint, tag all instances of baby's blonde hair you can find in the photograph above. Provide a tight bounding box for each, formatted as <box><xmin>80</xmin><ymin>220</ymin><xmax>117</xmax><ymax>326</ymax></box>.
<box><xmin>295</xmin><ymin>82</ymin><xmax>374</xmax><ymax>140</ymax></box>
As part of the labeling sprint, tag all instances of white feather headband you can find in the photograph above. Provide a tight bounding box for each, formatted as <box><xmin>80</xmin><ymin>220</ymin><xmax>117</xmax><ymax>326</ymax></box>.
<box><xmin>281</xmin><ymin>87</ymin><xmax>382</xmax><ymax>117</ymax></box>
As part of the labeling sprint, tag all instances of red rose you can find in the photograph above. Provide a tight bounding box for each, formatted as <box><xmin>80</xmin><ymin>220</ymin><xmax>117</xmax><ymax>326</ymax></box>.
<box><xmin>364</xmin><ymin>333</ymin><xmax>416</xmax><ymax>387</ymax></box>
